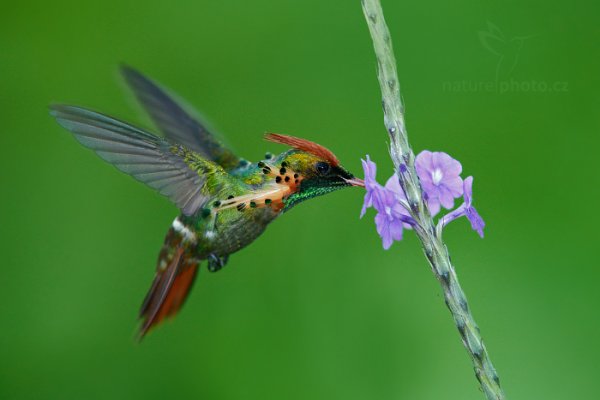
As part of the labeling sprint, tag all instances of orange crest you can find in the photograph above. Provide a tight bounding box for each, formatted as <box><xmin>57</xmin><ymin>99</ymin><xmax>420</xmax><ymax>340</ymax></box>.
<box><xmin>264</xmin><ymin>133</ymin><xmax>340</xmax><ymax>167</ymax></box>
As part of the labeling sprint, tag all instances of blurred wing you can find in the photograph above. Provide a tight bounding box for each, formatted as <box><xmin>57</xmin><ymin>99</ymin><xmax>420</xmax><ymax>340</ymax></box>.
<box><xmin>50</xmin><ymin>104</ymin><xmax>220</xmax><ymax>216</ymax></box>
<box><xmin>120</xmin><ymin>65</ymin><xmax>240</xmax><ymax>170</ymax></box>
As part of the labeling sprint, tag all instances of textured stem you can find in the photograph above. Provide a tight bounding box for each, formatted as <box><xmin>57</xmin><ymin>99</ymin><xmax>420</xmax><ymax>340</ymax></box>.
<box><xmin>360</xmin><ymin>1</ymin><xmax>505</xmax><ymax>399</ymax></box>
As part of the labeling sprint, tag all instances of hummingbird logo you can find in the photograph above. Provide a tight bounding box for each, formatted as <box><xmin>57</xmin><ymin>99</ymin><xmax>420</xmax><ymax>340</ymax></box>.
<box><xmin>478</xmin><ymin>21</ymin><xmax>536</xmax><ymax>82</ymax></box>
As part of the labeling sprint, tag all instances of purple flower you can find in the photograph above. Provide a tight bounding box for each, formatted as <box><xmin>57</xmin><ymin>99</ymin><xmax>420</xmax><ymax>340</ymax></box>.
<box><xmin>373</xmin><ymin>188</ymin><xmax>406</xmax><ymax>249</ymax></box>
<box><xmin>360</xmin><ymin>155</ymin><xmax>383</xmax><ymax>218</ymax></box>
<box><xmin>415</xmin><ymin>151</ymin><xmax>463</xmax><ymax>216</ymax></box>
<box><xmin>359</xmin><ymin>153</ymin><xmax>482</xmax><ymax>249</ymax></box>
<box><xmin>439</xmin><ymin>176</ymin><xmax>485</xmax><ymax>238</ymax></box>
<box><xmin>360</xmin><ymin>158</ymin><xmax>415</xmax><ymax>249</ymax></box>
<box><xmin>462</xmin><ymin>177</ymin><xmax>485</xmax><ymax>237</ymax></box>
<box><xmin>384</xmin><ymin>174</ymin><xmax>413</xmax><ymax>229</ymax></box>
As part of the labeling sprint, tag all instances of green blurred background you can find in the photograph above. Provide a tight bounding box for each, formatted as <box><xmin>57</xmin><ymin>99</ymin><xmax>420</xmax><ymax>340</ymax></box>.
<box><xmin>1</xmin><ymin>0</ymin><xmax>598</xmax><ymax>399</ymax></box>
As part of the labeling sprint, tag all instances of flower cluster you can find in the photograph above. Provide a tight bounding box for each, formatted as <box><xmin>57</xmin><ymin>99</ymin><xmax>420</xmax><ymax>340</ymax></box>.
<box><xmin>361</xmin><ymin>151</ymin><xmax>485</xmax><ymax>249</ymax></box>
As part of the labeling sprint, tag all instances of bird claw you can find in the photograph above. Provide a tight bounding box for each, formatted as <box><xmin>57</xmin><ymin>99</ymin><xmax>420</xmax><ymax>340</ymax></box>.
<box><xmin>207</xmin><ymin>254</ymin><xmax>229</xmax><ymax>273</ymax></box>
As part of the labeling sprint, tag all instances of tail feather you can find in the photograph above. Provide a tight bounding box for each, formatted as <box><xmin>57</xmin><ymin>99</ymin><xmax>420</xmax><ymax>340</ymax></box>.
<box><xmin>138</xmin><ymin>228</ymin><xmax>199</xmax><ymax>340</ymax></box>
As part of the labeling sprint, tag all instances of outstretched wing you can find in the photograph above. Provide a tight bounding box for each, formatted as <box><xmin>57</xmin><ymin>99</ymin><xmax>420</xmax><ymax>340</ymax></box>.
<box><xmin>120</xmin><ymin>65</ymin><xmax>240</xmax><ymax>170</ymax></box>
<box><xmin>50</xmin><ymin>104</ymin><xmax>223</xmax><ymax>216</ymax></box>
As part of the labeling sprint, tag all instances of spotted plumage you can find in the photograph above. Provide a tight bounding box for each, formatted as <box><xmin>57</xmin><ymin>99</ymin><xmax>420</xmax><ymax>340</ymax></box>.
<box><xmin>50</xmin><ymin>66</ymin><xmax>364</xmax><ymax>339</ymax></box>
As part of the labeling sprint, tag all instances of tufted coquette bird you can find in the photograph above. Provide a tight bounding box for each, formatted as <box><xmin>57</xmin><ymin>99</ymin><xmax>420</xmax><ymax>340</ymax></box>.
<box><xmin>50</xmin><ymin>66</ymin><xmax>364</xmax><ymax>339</ymax></box>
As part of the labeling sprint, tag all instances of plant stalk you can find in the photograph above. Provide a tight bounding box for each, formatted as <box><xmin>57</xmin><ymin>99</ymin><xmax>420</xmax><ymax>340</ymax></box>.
<box><xmin>360</xmin><ymin>0</ymin><xmax>505</xmax><ymax>398</ymax></box>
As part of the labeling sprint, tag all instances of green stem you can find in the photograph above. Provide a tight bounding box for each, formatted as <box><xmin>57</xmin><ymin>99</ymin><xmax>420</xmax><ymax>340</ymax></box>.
<box><xmin>360</xmin><ymin>1</ymin><xmax>505</xmax><ymax>398</ymax></box>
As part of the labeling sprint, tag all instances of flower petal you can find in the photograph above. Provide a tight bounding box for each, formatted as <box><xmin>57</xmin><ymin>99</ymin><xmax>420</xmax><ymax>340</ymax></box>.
<box><xmin>427</xmin><ymin>198</ymin><xmax>441</xmax><ymax>216</ymax></box>
<box><xmin>466</xmin><ymin>206</ymin><xmax>485</xmax><ymax>238</ymax></box>
<box><xmin>437</xmin><ymin>187</ymin><xmax>456</xmax><ymax>210</ymax></box>
<box><xmin>463</xmin><ymin>176</ymin><xmax>474</xmax><ymax>206</ymax></box>
<box><xmin>384</xmin><ymin>175</ymin><xmax>405</xmax><ymax>198</ymax></box>
<box><xmin>444</xmin><ymin>176</ymin><xmax>464</xmax><ymax>198</ymax></box>
<box><xmin>372</xmin><ymin>186</ymin><xmax>391</xmax><ymax>214</ymax></box>
<box><xmin>375</xmin><ymin>212</ymin><xmax>394</xmax><ymax>249</ymax></box>
<box><xmin>388</xmin><ymin>218</ymin><xmax>404</xmax><ymax>242</ymax></box>
<box><xmin>385</xmin><ymin>175</ymin><xmax>417</xmax><ymax>229</ymax></box>
<box><xmin>433</xmin><ymin>152</ymin><xmax>462</xmax><ymax>177</ymax></box>
<box><xmin>360</xmin><ymin>155</ymin><xmax>384</xmax><ymax>218</ymax></box>
<box><xmin>416</xmin><ymin>150</ymin><xmax>434</xmax><ymax>168</ymax></box>
<box><xmin>362</xmin><ymin>155</ymin><xmax>378</xmax><ymax>189</ymax></box>
<box><xmin>360</xmin><ymin>191</ymin><xmax>372</xmax><ymax>218</ymax></box>
<box><xmin>415</xmin><ymin>151</ymin><xmax>434</xmax><ymax>180</ymax></box>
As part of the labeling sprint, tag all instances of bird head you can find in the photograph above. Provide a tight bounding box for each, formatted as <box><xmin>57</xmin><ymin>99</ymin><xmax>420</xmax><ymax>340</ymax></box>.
<box><xmin>265</xmin><ymin>133</ymin><xmax>364</xmax><ymax>210</ymax></box>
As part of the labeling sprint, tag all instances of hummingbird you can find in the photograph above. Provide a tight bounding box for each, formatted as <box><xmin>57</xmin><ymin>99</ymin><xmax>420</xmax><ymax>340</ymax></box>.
<box><xmin>50</xmin><ymin>66</ymin><xmax>364</xmax><ymax>339</ymax></box>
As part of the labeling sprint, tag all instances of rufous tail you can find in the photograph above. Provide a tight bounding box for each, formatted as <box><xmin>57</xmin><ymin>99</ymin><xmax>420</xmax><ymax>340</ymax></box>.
<box><xmin>137</xmin><ymin>227</ymin><xmax>199</xmax><ymax>340</ymax></box>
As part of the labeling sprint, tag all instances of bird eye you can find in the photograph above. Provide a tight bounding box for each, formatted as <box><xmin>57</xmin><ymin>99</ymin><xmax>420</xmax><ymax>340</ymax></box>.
<box><xmin>315</xmin><ymin>161</ymin><xmax>330</xmax><ymax>175</ymax></box>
